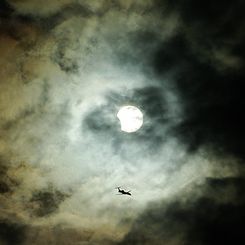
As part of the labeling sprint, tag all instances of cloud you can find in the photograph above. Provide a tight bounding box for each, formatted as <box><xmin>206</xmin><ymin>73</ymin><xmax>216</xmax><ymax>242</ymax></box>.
<box><xmin>0</xmin><ymin>220</ymin><xmax>27</xmax><ymax>245</ymax></box>
<box><xmin>118</xmin><ymin>177</ymin><xmax>245</xmax><ymax>245</ymax></box>
<box><xmin>161</xmin><ymin>0</ymin><xmax>245</xmax><ymax>70</ymax></box>
<box><xmin>7</xmin><ymin>0</ymin><xmax>72</xmax><ymax>17</ymax></box>
<box><xmin>1</xmin><ymin>0</ymin><xmax>245</xmax><ymax>244</ymax></box>
<box><xmin>150</xmin><ymin>0</ymin><xmax>245</xmax><ymax>160</ymax></box>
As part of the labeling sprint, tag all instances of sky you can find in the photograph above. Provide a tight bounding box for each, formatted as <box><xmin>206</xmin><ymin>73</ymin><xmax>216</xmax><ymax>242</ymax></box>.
<box><xmin>0</xmin><ymin>0</ymin><xmax>245</xmax><ymax>244</ymax></box>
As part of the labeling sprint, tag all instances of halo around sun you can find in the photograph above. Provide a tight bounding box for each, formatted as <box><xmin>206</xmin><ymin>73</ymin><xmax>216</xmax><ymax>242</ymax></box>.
<box><xmin>117</xmin><ymin>105</ymin><xmax>143</xmax><ymax>133</ymax></box>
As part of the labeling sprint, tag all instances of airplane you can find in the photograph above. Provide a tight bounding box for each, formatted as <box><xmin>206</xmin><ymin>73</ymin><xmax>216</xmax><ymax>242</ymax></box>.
<box><xmin>116</xmin><ymin>187</ymin><xmax>131</xmax><ymax>196</ymax></box>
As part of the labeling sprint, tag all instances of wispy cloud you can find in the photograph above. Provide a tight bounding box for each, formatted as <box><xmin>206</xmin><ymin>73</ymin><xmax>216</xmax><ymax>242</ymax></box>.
<box><xmin>1</xmin><ymin>0</ymin><xmax>245</xmax><ymax>244</ymax></box>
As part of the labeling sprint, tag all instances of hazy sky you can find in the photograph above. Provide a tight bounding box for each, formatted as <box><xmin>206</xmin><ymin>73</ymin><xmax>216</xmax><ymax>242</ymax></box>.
<box><xmin>1</xmin><ymin>1</ymin><xmax>245</xmax><ymax>244</ymax></box>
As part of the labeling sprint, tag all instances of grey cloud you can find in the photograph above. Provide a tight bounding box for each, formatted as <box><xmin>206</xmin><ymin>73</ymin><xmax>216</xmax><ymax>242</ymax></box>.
<box><xmin>119</xmin><ymin>177</ymin><xmax>245</xmax><ymax>245</ymax></box>
<box><xmin>0</xmin><ymin>157</ymin><xmax>18</xmax><ymax>194</ymax></box>
<box><xmin>1</xmin><ymin>0</ymin><xmax>245</xmax><ymax>244</ymax></box>
<box><xmin>7</xmin><ymin>0</ymin><xmax>72</xmax><ymax>17</ymax></box>
<box><xmin>160</xmin><ymin>0</ymin><xmax>245</xmax><ymax>71</ymax></box>
<box><xmin>0</xmin><ymin>220</ymin><xmax>27</xmax><ymax>245</ymax></box>
<box><xmin>28</xmin><ymin>186</ymin><xmax>70</xmax><ymax>217</ymax></box>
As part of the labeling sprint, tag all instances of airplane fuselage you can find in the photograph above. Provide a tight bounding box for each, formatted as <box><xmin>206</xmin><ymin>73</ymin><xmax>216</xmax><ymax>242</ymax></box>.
<box><xmin>118</xmin><ymin>188</ymin><xmax>131</xmax><ymax>195</ymax></box>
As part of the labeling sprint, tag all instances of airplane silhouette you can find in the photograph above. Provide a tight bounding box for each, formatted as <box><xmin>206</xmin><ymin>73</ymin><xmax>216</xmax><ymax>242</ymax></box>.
<box><xmin>116</xmin><ymin>187</ymin><xmax>131</xmax><ymax>196</ymax></box>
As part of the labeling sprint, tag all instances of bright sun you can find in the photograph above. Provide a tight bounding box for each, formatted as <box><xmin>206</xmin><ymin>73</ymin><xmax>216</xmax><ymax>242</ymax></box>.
<box><xmin>117</xmin><ymin>105</ymin><xmax>143</xmax><ymax>133</ymax></box>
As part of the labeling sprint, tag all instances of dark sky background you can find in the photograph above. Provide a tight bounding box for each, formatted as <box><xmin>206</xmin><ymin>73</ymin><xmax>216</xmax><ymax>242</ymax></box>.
<box><xmin>1</xmin><ymin>0</ymin><xmax>245</xmax><ymax>244</ymax></box>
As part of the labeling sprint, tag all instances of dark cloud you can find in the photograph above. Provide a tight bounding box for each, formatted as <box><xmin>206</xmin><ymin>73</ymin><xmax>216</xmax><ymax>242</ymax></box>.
<box><xmin>0</xmin><ymin>161</ymin><xmax>11</xmax><ymax>194</ymax></box>
<box><xmin>152</xmin><ymin>34</ymin><xmax>192</xmax><ymax>75</ymax></box>
<box><xmin>162</xmin><ymin>0</ymin><xmax>245</xmax><ymax>64</ymax></box>
<box><xmin>24</xmin><ymin>225</ymin><xmax>94</xmax><ymax>245</ymax></box>
<box><xmin>0</xmin><ymin>220</ymin><xmax>27</xmax><ymax>245</ymax></box>
<box><xmin>0</xmin><ymin>1</ymin><xmax>13</xmax><ymax>18</ymax></box>
<box><xmin>0</xmin><ymin>219</ymin><xmax>96</xmax><ymax>245</ymax></box>
<box><xmin>150</xmin><ymin>0</ymin><xmax>245</xmax><ymax>160</ymax></box>
<box><xmin>174</xmin><ymin>69</ymin><xmax>245</xmax><ymax>158</ymax></box>
<box><xmin>0</xmin><ymin>157</ymin><xmax>19</xmax><ymax>194</ymax></box>
<box><xmin>29</xmin><ymin>186</ymin><xmax>70</xmax><ymax>217</ymax></box>
<box><xmin>15</xmin><ymin>3</ymin><xmax>93</xmax><ymax>34</ymax></box>
<box><xmin>119</xmin><ymin>177</ymin><xmax>245</xmax><ymax>245</ymax></box>
<box><xmin>1</xmin><ymin>0</ymin><xmax>245</xmax><ymax>244</ymax></box>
